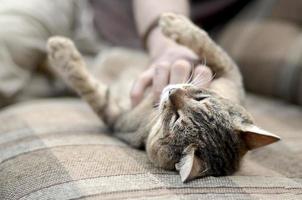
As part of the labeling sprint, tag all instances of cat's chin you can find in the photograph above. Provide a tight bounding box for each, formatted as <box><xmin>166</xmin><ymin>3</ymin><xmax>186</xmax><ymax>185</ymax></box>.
<box><xmin>147</xmin><ymin>142</ymin><xmax>177</xmax><ymax>170</ymax></box>
<box><xmin>146</xmin><ymin>119</ymin><xmax>178</xmax><ymax>170</ymax></box>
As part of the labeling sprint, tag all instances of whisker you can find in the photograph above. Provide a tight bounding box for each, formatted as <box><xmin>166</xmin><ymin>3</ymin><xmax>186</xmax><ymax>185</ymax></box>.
<box><xmin>193</xmin><ymin>76</ymin><xmax>210</xmax><ymax>86</ymax></box>
<box><xmin>190</xmin><ymin>73</ymin><xmax>202</xmax><ymax>86</ymax></box>
<box><xmin>199</xmin><ymin>55</ymin><xmax>207</xmax><ymax>67</ymax></box>
<box><xmin>211</xmin><ymin>72</ymin><xmax>217</xmax><ymax>80</ymax></box>
<box><xmin>147</xmin><ymin>111</ymin><xmax>162</xmax><ymax>127</ymax></box>
<box><xmin>203</xmin><ymin>55</ymin><xmax>207</xmax><ymax>66</ymax></box>
<box><xmin>189</xmin><ymin>74</ymin><xmax>197</xmax><ymax>84</ymax></box>
<box><xmin>186</xmin><ymin>61</ymin><xmax>196</xmax><ymax>84</ymax></box>
<box><xmin>195</xmin><ymin>72</ymin><xmax>216</xmax><ymax>88</ymax></box>
<box><xmin>150</xmin><ymin>106</ymin><xmax>164</xmax><ymax>121</ymax></box>
<box><xmin>186</xmin><ymin>71</ymin><xmax>194</xmax><ymax>84</ymax></box>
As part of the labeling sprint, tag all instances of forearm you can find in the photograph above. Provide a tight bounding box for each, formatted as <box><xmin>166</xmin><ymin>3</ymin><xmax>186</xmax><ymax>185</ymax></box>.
<box><xmin>133</xmin><ymin>0</ymin><xmax>189</xmax><ymax>58</ymax></box>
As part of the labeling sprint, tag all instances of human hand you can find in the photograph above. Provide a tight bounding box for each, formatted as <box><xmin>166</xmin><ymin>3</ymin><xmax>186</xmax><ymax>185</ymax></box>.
<box><xmin>130</xmin><ymin>44</ymin><xmax>213</xmax><ymax>107</ymax></box>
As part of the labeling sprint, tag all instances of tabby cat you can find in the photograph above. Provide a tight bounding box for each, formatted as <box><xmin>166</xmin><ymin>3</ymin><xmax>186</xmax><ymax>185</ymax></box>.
<box><xmin>47</xmin><ymin>13</ymin><xmax>280</xmax><ymax>182</ymax></box>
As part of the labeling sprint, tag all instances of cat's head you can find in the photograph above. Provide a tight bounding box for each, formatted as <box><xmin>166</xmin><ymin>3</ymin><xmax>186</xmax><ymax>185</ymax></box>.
<box><xmin>146</xmin><ymin>84</ymin><xmax>280</xmax><ymax>182</ymax></box>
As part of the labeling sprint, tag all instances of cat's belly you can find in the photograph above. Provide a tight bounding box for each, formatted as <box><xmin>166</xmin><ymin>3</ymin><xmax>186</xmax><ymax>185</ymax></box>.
<box><xmin>91</xmin><ymin>47</ymin><xmax>149</xmax><ymax>110</ymax></box>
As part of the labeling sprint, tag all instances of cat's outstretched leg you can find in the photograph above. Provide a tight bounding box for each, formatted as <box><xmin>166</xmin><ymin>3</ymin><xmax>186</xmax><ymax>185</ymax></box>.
<box><xmin>160</xmin><ymin>13</ymin><xmax>236</xmax><ymax>77</ymax></box>
<box><xmin>160</xmin><ymin>13</ymin><xmax>244</xmax><ymax>104</ymax></box>
<box><xmin>47</xmin><ymin>36</ymin><xmax>154</xmax><ymax>147</ymax></box>
<box><xmin>47</xmin><ymin>36</ymin><xmax>121</xmax><ymax>127</ymax></box>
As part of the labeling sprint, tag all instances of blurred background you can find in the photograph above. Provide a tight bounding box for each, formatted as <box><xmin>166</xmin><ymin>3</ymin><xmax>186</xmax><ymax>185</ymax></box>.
<box><xmin>0</xmin><ymin>0</ymin><xmax>302</xmax><ymax>107</ymax></box>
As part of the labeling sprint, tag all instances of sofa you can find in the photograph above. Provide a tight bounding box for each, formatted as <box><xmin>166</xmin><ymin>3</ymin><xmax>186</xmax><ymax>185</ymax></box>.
<box><xmin>1</xmin><ymin>0</ymin><xmax>302</xmax><ymax>199</ymax></box>
<box><xmin>0</xmin><ymin>94</ymin><xmax>301</xmax><ymax>199</ymax></box>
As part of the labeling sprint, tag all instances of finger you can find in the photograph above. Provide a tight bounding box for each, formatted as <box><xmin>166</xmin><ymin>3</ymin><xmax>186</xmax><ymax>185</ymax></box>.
<box><xmin>152</xmin><ymin>62</ymin><xmax>170</xmax><ymax>103</ymax></box>
<box><xmin>170</xmin><ymin>59</ymin><xmax>192</xmax><ymax>84</ymax></box>
<box><xmin>130</xmin><ymin>68</ymin><xmax>153</xmax><ymax>107</ymax></box>
<box><xmin>192</xmin><ymin>65</ymin><xmax>213</xmax><ymax>88</ymax></box>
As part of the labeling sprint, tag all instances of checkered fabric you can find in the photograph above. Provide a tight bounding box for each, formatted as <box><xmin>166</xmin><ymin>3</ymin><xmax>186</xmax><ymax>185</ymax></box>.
<box><xmin>0</xmin><ymin>95</ymin><xmax>301</xmax><ymax>200</ymax></box>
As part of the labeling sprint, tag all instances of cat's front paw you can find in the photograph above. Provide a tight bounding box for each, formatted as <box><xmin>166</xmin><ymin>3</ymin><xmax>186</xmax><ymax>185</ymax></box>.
<box><xmin>47</xmin><ymin>36</ymin><xmax>80</xmax><ymax>71</ymax></box>
<box><xmin>159</xmin><ymin>13</ymin><xmax>208</xmax><ymax>46</ymax></box>
<box><xmin>159</xmin><ymin>13</ymin><xmax>189</xmax><ymax>41</ymax></box>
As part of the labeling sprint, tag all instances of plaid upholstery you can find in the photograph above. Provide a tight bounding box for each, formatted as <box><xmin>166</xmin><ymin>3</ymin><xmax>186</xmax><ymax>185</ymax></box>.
<box><xmin>217</xmin><ymin>0</ymin><xmax>302</xmax><ymax>105</ymax></box>
<box><xmin>0</xmin><ymin>95</ymin><xmax>301</xmax><ymax>199</ymax></box>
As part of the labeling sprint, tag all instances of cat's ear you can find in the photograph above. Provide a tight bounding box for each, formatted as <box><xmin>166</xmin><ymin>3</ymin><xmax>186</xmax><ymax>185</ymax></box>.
<box><xmin>175</xmin><ymin>144</ymin><xmax>208</xmax><ymax>183</ymax></box>
<box><xmin>238</xmin><ymin>124</ymin><xmax>280</xmax><ymax>150</ymax></box>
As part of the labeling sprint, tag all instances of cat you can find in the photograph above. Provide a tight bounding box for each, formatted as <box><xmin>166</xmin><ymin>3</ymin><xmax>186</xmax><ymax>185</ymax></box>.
<box><xmin>47</xmin><ymin>13</ymin><xmax>280</xmax><ymax>183</ymax></box>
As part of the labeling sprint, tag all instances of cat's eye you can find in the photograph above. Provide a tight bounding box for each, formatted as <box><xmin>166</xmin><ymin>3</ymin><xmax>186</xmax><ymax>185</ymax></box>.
<box><xmin>193</xmin><ymin>95</ymin><xmax>209</xmax><ymax>101</ymax></box>
<box><xmin>153</xmin><ymin>104</ymin><xmax>159</xmax><ymax>109</ymax></box>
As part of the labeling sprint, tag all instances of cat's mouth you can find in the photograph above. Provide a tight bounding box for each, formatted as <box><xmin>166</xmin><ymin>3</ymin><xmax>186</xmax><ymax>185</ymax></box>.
<box><xmin>169</xmin><ymin>108</ymin><xmax>180</xmax><ymax>124</ymax></box>
<box><xmin>174</xmin><ymin>110</ymin><xmax>180</xmax><ymax>122</ymax></box>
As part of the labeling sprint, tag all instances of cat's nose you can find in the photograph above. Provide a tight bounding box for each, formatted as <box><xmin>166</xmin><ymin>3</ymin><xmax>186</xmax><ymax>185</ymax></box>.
<box><xmin>169</xmin><ymin>88</ymin><xmax>185</xmax><ymax>109</ymax></box>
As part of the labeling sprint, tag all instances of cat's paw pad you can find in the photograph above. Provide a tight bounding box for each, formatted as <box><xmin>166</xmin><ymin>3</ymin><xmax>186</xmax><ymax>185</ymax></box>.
<box><xmin>47</xmin><ymin>36</ymin><xmax>79</xmax><ymax>69</ymax></box>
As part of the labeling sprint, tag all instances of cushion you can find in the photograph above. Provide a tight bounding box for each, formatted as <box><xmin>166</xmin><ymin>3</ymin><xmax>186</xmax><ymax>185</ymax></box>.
<box><xmin>0</xmin><ymin>95</ymin><xmax>301</xmax><ymax>199</ymax></box>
